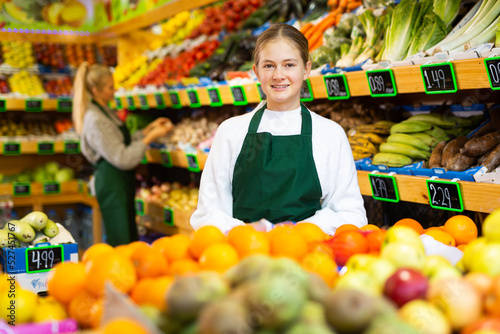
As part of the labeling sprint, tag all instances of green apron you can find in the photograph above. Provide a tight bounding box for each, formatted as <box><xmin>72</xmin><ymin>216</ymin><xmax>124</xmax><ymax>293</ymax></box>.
<box><xmin>92</xmin><ymin>100</ymin><xmax>138</xmax><ymax>246</ymax></box>
<box><xmin>232</xmin><ymin>103</ymin><xmax>322</xmax><ymax>224</ymax></box>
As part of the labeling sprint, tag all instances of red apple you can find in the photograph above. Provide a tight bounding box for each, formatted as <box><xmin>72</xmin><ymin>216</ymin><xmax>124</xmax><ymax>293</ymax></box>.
<box><xmin>384</xmin><ymin>268</ymin><xmax>429</xmax><ymax>307</ymax></box>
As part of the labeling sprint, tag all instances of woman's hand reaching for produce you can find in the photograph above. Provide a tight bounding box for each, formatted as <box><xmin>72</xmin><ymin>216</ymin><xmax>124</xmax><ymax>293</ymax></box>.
<box><xmin>143</xmin><ymin>121</ymin><xmax>173</xmax><ymax>145</ymax></box>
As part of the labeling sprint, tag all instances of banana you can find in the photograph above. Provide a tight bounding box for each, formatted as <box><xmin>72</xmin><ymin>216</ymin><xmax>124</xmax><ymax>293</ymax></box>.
<box><xmin>446</xmin><ymin>116</ymin><xmax>472</xmax><ymax>128</ymax></box>
<box><xmin>352</xmin><ymin>151</ymin><xmax>372</xmax><ymax>160</ymax></box>
<box><xmin>350</xmin><ymin>132</ymin><xmax>385</xmax><ymax>145</ymax></box>
<box><xmin>380</xmin><ymin>142</ymin><xmax>431</xmax><ymax>160</ymax></box>
<box><xmin>387</xmin><ymin>133</ymin><xmax>430</xmax><ymax>151</ymax></box>
<box><xmin>374</xmin><ymin>120</ymin><xmax>396</xmax><ymax>128</ymax></box>
<box><xmin>349</xmin><ymin>137</ymin><xmax>378</xmax><ymax>154</ymax></box>
<box><xmin>390</xmin><ymin>121</ymin><xmax>433</xmax><ymax>134</ymax></box>
<box><xmin>424</xmin><ymin>126</ymin><xmax>449</xmax><ymax>142</ymax></box>
<box><xmin>355</xmin><ymin>124</ymin><xmax>391</xmax><ymax>135</ymax></box>
<box><xmin>406</xmin><ymin>114</ymin><xmax>456</xmax><ymax>128</ymax></box>
<box><xmin>372</xmin><ymin>153</ymin><xmax>413</xmax><ymax>167</ymax></box>
<box><xmin>412</xmin><ymin>133</ymin><xmax>440</xmax><ymax>148</ymax></box>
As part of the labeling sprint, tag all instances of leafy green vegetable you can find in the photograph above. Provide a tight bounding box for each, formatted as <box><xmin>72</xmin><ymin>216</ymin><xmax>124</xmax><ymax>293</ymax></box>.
<box><xmin>407</xmin><ymin>11</ymin><xmax>447</xmax><ymax>57</ymax></box>
<box><xmin>433</xmin><ymin>0</ymin><xmax>461</xmax><ymax>28</ymax></box>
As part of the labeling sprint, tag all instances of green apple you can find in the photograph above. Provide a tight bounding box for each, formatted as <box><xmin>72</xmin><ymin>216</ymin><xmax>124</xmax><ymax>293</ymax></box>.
<box><xmin>422</xmin><ymin>255</ymin><xmax>453</xmax><ymax>277</ymax></box>
<box><xmin>335</xmin><ymin>270</ymin><xmax>382</xmax><ymax>296</ymax></box>
<box><xmin>364</xmin><ymin>257</ymin><xmax>397</xmax><ymax>287</ymax></box>
<box><xmin>345</xmin><ymin>254</ymin><xmax>377</xmax><ymax>272</ymax></box>
<box><xmin>483</xmin><ymin>208</ymin><xmax>500</xmax><ymax>243</ymax></box>
<box><xmin>381</xmin><ymin>241</ymin><xmax>426</xmax><ymax>270</ymax></box>
<box><xmin>429</xmin><ymin>266</ymin><xmax>462</xmax><ymax>284</ymax></box>
<box><xmin>462</xmin><ymin>237</ymin><xmax>487</xmax><ymax>272</ymax></box>
<box><xmin>398</xmin><ymin>299</ymin><xmax>451</xmax><ymax>334</ymax></box>
<box><xmin>469</xmin><ymin>243</ymin><xmax>500</xmax><ymax>275</ymax></box>
<box><xmin>383</xmin><ymin>226</ymin><xmax>424</xmax><ymax>251</ymax></box>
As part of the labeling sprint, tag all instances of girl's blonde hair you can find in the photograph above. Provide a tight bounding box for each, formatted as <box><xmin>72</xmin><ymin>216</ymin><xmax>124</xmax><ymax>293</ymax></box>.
<box><xmin>72</xmin><ymin>62</ymin><xmax>112</xmax><ymax>134</ymax></box>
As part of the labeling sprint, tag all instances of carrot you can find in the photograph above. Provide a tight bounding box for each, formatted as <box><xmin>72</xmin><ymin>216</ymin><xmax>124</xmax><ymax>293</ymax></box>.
<box><xmin>339</xmin><ymin>0</ymin><xmax>349</xmax><ymax>11</ymax></box>
<box><xmin>347</xmin><ymin>1</ymin><xmax>362</xmax><ymax>10</ymax></box>
<box><xmin>334</xmin><ymin>12</ymin><xmax>343</xmax><ymax>26</ymax></box>
<box><xmin>328</xmin><ymin>0</ymin><xmax>339</xmax><ymax>9</ymax></box>
<box><xmin>304</xmin><ymin>25</ymin><xmax>317</xmax><ymax>40</ymax></box>
<box><xmin>300</xmin><ymin>22</ymin><xmax>314</xmax><ymax>35</ymax></box>
<box><xmin>308</xmin><ymin>31</ymin><xmax>323</xmax><ymax>51</ymax></box>
<box><xmin>315</xmin><ymin>11</ymin><xmax>337</xmax><ymax>33</ymax></box>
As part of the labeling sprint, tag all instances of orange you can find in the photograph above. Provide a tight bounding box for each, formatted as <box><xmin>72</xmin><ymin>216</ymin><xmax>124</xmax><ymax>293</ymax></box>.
<box><xmin>81</xmin><ymin>243</ymin><xmax>114</xmax><ymax>263</ymax></box>
<box><xmin>365</xmin><ymin>229</ymin><xmax>385</xmax><ymax>254</ymax></box>
<box><xmin>268</xmin><ymin>226</ymin><xmax>308</xmax><ymax>260</ymax></box>
<box><xmin>130</xmin><ymin>278</ymin><xmax>154</xmax><ymax>305</ymax></box>
<box><xmin>426</xmin><ymin>226</ymin><xmax>443</xmax><ymax>232</ymax></box>
<box><xmin>130</xmin><ymin>276</ymin><xmax>173</xmax><ymax>311</ymax></box>
<box><xmin>134</xmin><ymin>249</ymin><xmax>169</xmax><ymax>279</ymax></box>
<box><xmin>394</xmin><ymin>218</ymin><xmax>425</xmax><ymax>235</ymax></box>
<box><xmin>168</xmin><ymin>258</ymin><xmax>200</xmax><ymax>276</ymax></box>
<box><xmin>47</xmin><ymin>261</ymin><xmax>86</xmax><ymax>305</ymax></box>
<box><xmin>329</xmin><ymin>230</ymin><xmax>368</xmax><ymax>267</ymax></box>
<box><xmin>294</xmin><ymin>223</ymin><xmax>329</xmax><ymax>243</ymax></box>
<box><xmin>301</xmin><ymin>251</ymin><xmax>338</xmax><ymax>287</ymax></box>
<box><xmin>360</xmin><ymin>224</ymin><xmax>381</xmax><ymax>232</ymax></box>
<box><xmin>457</xmin><ymin>244</ymin><xmax>467</xmax><ymax>252</ymax></box>
<box><xmin>334</xmin><ymin>224</ymin><xmax>359</xmax><ymax>236</ymax></box>
<box><xmin>68</xmin><ymin>290</ymin><xmax>103</xmax><ymax>329</ymax></box>
<box><xmin>152</xmin><ymin>234</ymin><xmax>192</xmax><ymax>262</ymax></box>
<box><xmin>228</xmin><ymin>226</ymin><xmax>270</xmax><ymax>258</ymax></box>
<box><xmin>199</xmin><ymin>242</ymin><xmax>239</xmax><ymax>273</ymax></box>
<box><xmin>114</xmin><ymin>244</ymin><xmax>134</xmax><ymax>259</ymax></box>
<box><xmin>424</xmin><ymin>229</ymin><xmax>456</xmax><ymax>247</ymax></box>
<box><xmin>189</xmin><ymin>226</ymin><xmax>226</xmax><ymax>259</ymax></box>
<box><xmin>101</xmin><ymin>317</ymin><xmax>149</xmax><ymax>334</ymax></box>
<box><xmin>127</xmin><ymin>241</ymin><xmax>152</xmax><ymax>262</ymax></box>
<box><xmin>443</xmin><ymin>215</ymin><xmax>478</xmax><ymax>246</ymax></box>
<box><xmin>85</xmin><ymin>251</ymin><xmax>137</xmax><ymax>297</ymax></box>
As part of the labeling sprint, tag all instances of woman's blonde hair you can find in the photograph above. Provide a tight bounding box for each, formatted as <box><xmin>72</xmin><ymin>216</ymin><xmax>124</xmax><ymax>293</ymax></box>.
<box><xmin>72</xmin><ymin>62</ymin><xmax>112</xmax><ymax>134</ymax></box>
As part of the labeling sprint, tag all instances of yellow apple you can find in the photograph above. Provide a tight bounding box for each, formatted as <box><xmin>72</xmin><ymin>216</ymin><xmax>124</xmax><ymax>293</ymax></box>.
<box><xmin>381</xmin><ymin>241</ymin><xmax>426</xmax><ymax>270</ymax></box>
<box><xmin>462</xmin><ymin>237</ymin><xmax>487</xmax><ymax>271</ymax></box>
<box><xmin>364</xmin><ymin>257</ymin><xmax>397</xmax><ymax>287</ymax></box>
<box><xmin>334</xmin><ymin>270</ymin><xmax>382</xmax><ymax>296</ymax></box>
<box><xmin>422</xmin><ymin>255</ymin><xmax>453</xmax><ymax>278</ymax></box>
<box><xmin>345</xmin><ymin>254</ymin><xmax>377</xmax><ymax>272</ymax></box>
<box><xmin>383</xmin><ymin>226</ymin><xmax>424</xmax><ymax>251</ymax></box>
<box><xmin>429</xmin><ymin>266</ymin><xmax>462</xmax><ymax>284</ymax></box>
<box><xmin>469</xmin><ymin>243</ymin><xmax>500</xmax><ymax>275</ymax></box>
<box><xmin>398</xmin><ymin>299</ymin><xmax>451</xmax><ymax>334</ymax></box>
<box><xmin>483</xmin><ymin>208</ymin><xmax>500</xmax><ymax>243</ymax></box>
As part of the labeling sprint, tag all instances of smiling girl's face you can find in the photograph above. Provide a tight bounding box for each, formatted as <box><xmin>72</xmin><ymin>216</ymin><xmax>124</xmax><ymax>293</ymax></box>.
<box><xmin>253</xmin><ymin>39</ymin><xmax>311</xmax><ymax>111</ymax></box>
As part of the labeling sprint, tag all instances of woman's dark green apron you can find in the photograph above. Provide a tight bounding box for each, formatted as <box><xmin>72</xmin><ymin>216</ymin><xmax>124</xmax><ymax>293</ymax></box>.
<box><xmin>232</xmin><ymin>103</ymin><xmax>322</xmax><ymax>224</ymax></box>
<box><xmin>92</xmin><ymin>100</ymin><xmax>138</xmax><ymax>246</ymax></box>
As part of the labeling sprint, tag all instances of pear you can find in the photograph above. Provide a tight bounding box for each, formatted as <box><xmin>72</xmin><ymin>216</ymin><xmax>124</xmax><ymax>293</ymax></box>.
<box><xmin>4</xmin><ymin>220</ymin><xmax>35</xmax><ymax>243</ymax></box>
<box><xmin>0</xmin><ymin>229</ymin><xmax>9</xmax><ymax>248</ymax></box>
<box><xmin>20</xmin><ymin>211</ymin><xmax>48</xmax><ymax>230</ymax></box>
<box><xmin>42</xmin><ymin>219</ymin><xmax>59</xmax><ymax>238</ymax></box>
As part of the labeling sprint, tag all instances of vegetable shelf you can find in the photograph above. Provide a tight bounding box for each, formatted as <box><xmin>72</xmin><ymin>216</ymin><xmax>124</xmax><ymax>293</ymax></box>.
<box><xmin>0</xmin><ymin>141</ymin><xmax>80</xmax><ymax>155</ymax></box>
<box><xmin>135</xmin><ymin>200</ymin><xmax>194</xmax><ymax>236</ymax></box>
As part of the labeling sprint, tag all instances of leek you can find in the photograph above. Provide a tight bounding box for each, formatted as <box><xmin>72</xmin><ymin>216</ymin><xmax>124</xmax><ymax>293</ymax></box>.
<box><xmin>354</xmin><ymin>10</ymin><xmax>387</xmax><ymax>64</ymax></box>
<box><xmin>448</xmin><ymin>14</ymin><xmax>500</xmax><ymax>53</ymax></box>
<box><xmin>433</xmin><ymin>0</ymin><xmax>461</xmax><ymax>28</ymax></box>
<box><xmin>336</xmin><ymin>36</ymin><xmax>364</xmax><ymax>68</ymax></box>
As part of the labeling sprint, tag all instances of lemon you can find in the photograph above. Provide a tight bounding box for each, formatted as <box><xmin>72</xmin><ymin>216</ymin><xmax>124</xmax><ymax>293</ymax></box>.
<box><xmin>483</xmin><ymin>208</ymin><xmax>500</xmax><ymax>242</ymax></box>
<box><xmin>32</xmin><ymin>299</ymin><xmax>67</xmax><ymax>322</ymax></box>
<box><xmin>0</xmin><ymin>288</ymin><xmax>38</xmax><ymax>324</ymax></box>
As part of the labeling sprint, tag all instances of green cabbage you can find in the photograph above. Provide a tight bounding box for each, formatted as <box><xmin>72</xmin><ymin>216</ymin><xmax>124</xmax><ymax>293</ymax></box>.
<box><xmin>433</xmin><ymin>0</ymin><xmax>461</xmax><ymax>28</ymax></box>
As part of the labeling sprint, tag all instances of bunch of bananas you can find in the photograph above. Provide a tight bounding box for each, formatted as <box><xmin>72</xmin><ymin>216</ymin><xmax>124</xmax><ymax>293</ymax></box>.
<box><xmin>372</xmin><ymin>113</ymin><xmax>474</xmax><ymax>168</ymax></box>
<box><xmin>348</xmin><ymin>121</ymin><xmax>393</xmax><ymax>160</ymax></box>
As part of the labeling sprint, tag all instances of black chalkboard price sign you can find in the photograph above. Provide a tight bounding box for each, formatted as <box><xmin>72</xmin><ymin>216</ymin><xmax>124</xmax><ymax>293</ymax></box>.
<box><xmin>135</xmin><ymin>198</ymin><xmax>145</xmax><ymax>216</ymax></box>
<box><xmin>169</xmin><ymin>91</ymin><xmax>182</xmax><ymax>109</ymax></box>
<box><xmin>154</xmin><ymin>93</ymin><xmax>166</xmax><ymax>109</ymax></box>
<box><xmin>187</xmin><ymin>90</ymin><xmax>201</xmax><ymax>108</ymax></box>
<box><xmin>38</xmin><ymin>142</ymin><xmax>54</xmax><ymax>155</ymax></box>
<box><xmin>64</xmin><ymin>141</ymin><xmax>80</xmax><ymax>154</ymax></box>
<box><xmin>230</xmin><ymin>86</ymin><xmax>248</xmax><ymax>106</ymax></box>
<box><xmin>324</xmin><ymin>74</ymin><xmax>350</xmax><ymax>100</ymax></box>
<box><xmin>43</xmin><ymin>181</ymin><xmax>61</xmax><ymax>195</ymax></box>
<box><xmin>26</xmin><ymin>245</ymin><xmax>63</xmax><ymax>273</ymax></box>
<box><xmin>426</xmin><ymin>178</ymin><xmax>463</xmax><ymax>212</ymax></box>
<box><xmin>186</xmin><ymin>154</ymin><xmax>200</xmax><ymax>172</ymax></box>
<box><xmin>57</xmin><ymin>98</ymin><xmax>72</xmax><ymax>112</ymax></box>
<box><xmin>26</xmin><ymin>99</ymin><xmax>42</xmax><ymax>112</ymax></box>
<box><xmin>300</xmin><ymin>79</ymin><xmax>314</xmax><ymax>102</ymax></box>
<box><xmin>138</xmin><ymin>95</ymin><xmax>149</xmax><ymax>110</ymax></box>
<box><xmin>3</xmin><ymin>142</ymin><xmax>20</xmax><ymax>156</ymax></box>
<box><xmin>114</xmin><ymin>97</ymin><xmax>123</xmax><ymax>109</ymax></box>
<box><xmin>160</xmin><ymin>150</ymin><xmax>173</xmax><ymax>167</ymax></box>
<box><xmin>207</xmin><ymin>88</ymin><xmax>223</xmax><ymax>107</ymax></box>
<box><xmin>420</xmin><ymin>63</ymin><xmax>457</xmax><ymax>94</ymax></box>
<box><xmin>256</xmin><ymin>83</ymin><xmax>266</xmax><ymax>100</ymax></box>
<box><xmin>368</xmin><ymin>173</ymin><xmax>399</xmax><ymax>202</ymax></box>
<box><xmin>163</xmin><ymin>207</ymin><xmax>174</xmax><ymax>226</ymax></box>
<box><xmin>126</xmin><ymin>96</ymin><xmax>136</xmax><ymax>110</ymax></box>
<box><xmin>366</xmin><ymin>69</ymin><xmax>397</xmax><ymax>97</ymax></box>
<box><xmin>0</xmin><ymin>99</ymin><xmax>5</xmax><ymax>112</ymax></box>
<box><xmin>485</xmin><ymin>57</ymin><xmax>500</xmax><ymax>90</ymax></box>
<box><xmin>13</xmin><ymin>182</ymin><xmax>31</xmax><ymax>196</ymax></box>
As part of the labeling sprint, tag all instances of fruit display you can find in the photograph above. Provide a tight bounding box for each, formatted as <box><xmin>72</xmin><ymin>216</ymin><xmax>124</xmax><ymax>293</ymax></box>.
<box><xmin>98</xmin><ymin>45</ymin><xmax>118</xmax><ymax>67</ymax></box>
<box><xmin>0</xmin><ymin>118</ymin><xmax>65</xmax><ymax>138</ymax></box>
<box><xmin>0</xmin><ymin>161</ymin><xmax>75</xmax><ymax>184</ymax></box>
<box><xmin>158</xmin><ymin>10</ymin><xmax>206</xmax><ymax>46</ymax></box>
<box><xmin>114</xmin><ymin>55</ymin><xmax>147</xmax><ymax>88</ymax></box>
<box><xmin>8</xmin><ymin>71</ymin><xmax>45</xmax><ymax>97</ymax></box>
<box><xmin>43</xmin><ymin>76</ymin><xmax>72</xmax><ymax>97</ymax></box>
<box><xmin>0</xmin><ymin>41</ymin><xmax>35</xmax><ymax>69</ymax></box>
<box><xmin>65</xmin><ymin>43</ymin><xmax>96</xmax><ymax>68</ymax></box>
<box><xmin>157</xmin><ymin>115</ymin><xmax>219</xmax><ymax>151</ymax></box>
<box><xmin>33</xmin><ymin>43</ymin><xmax>66</xmax><ymax>71</ymax></box>
<box><xmin>137</xmin><ymin>182</ymin><xmax>199</xmax><ymax>211</ymax></box>
<box><xmin>0</xmin><ymin>78</ymin><xmax>11</xmax><ymax>94</ymax></box>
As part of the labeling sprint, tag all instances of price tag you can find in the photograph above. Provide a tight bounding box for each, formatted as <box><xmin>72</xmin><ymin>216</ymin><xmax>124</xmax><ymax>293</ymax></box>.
<box><xmin>126</xmin><ymin>96</ymin><xmax>136</xmax><ymax>110</ymax></box>
<box><xmin>186</xmin><ymin>154</ymin><xmax>200</xmax><ymax>172</ymax></box>
<box><xmin>160</xmin><ymin>150</ymin><xmax>173</xmax><ymax>168</ymax></box>
<box><xmin>135</xmin><ymin>198</ymin><xmax>145</xmax><ymax>216</ymax></box>
<box><xmin>3</xmin><ymin>142</ymin><xmax>20</xmax><ymax>156</ymax></box>
<box><xmin>207</xmin><ymin>88</ymin><xmax>223</xmax><ymax>107</ymax></box>
<box><xmin>43</xmin><ymin>181</ymin><xmax>61</xmax><ymax>195</ymax></box>
<box><xmin>25</xmin><ymin>245</ymin><xmax>63</xmax><ymax>273</ymax></box>
<box><xmin>64</xmin><ymin>140</ymin><xmax>80</xmax><ymax>154</ymax></box>
<box><xmin>163</xmin><ymin>207</ymin><xmax>174</xmax><ymax>226</ymax></box>
<box><xmin>420</xmin><ymin>63</ymin><xmax>457</xmax><ymax>94</ymax></box>
<box><xmin>324</xmin><ymin>74</ymin><xmax>350</xmax><ymax>100</ymax></box>
<box><xmin>13</xmin><ymin>182</ymin><xmax>31</xmax><ymax>196</ymax></box>
<box><xmin>0</xmin><ymin>99</ymin><xmax>6</xmax><ymax>112</ymax></box>
<box><xmin>57</xmin><ymin>98</ymin><xmax>72</xmax><ymax>112</ymax></box>
<box><xmin>426</xmin><ymin>179</ymin><xmax>463</xmax><ymax>212</ymax></box>
<box><xmin>169</xmin><ymin>91</ymin><xmax>182</xmax><ymax>109</ymax></box>
<box><xmin>256</xmin><ymin>83</ymin><xmax>266</xmax><ymax>100</ymax></box>
<box><xmin>138</xmin><ymin>95</ymin><xmax>149</xmax><ymax>110</ymax></box>
<box><xmin>300</xmin><ymin>79</ymin><xmax>314</xmax><ymax>102</ymax></box>
<box><xmin>484</xmin><ymin>57</ymin><xmax>500</xmax><ymax>90</ymax></box>
<box><xmin>26</xmin><ymin>99</ymin><xmax>42</xmax><ymax>112</ymax></box>
<box><xmin>187</xmin><ymin>89</ymin><xmax>201</xmax><ymax>108</ymax></box>
<box><xmin>366</xmin><ymin>69</ymin><xmax>397</xmax><ymax>97</ymax></box>
<box><xmin>368</xmin><ymin>173</ymin><xmax>399</xmax><ymax>202</ymax></box>
<box><xmin>230</xmin><ymin>86</ymin><xmax>248</xmax><ymax>106</ymax></box>
<box><xmin>114</xmin><ymin>97</ymin><xmax>123</xmax><ymax>109</ymax></box>
<box><xmin>154</xmin><ymin>93</ymin><xmax>166</xmax><ymax>109</ymax></box>
<box><xmin>38</xmin><ymin>142</ymin><xmax>54</xmax><ymax>155</ymax></box>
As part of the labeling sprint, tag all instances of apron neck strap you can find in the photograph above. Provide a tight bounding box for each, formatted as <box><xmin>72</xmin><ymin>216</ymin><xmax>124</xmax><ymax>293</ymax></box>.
<box><xmin>248</xmin><ymin>102</ymin><xmax>312</xmax><ymax>135</ymax></box>
<box><xmin>92</xmin><ymin>99</ymin><xmax>113</xmax><ymax>121</ymax></box>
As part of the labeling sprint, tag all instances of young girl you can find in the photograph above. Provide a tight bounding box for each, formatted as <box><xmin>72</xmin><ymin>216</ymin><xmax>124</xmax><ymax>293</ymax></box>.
<box><xmin>73</xmin><ymin>62</ymin><xmax>173</xmax><ymax>246</ymax></box>
<box><xmin>190</xmin><ymin>24</ymin><xmax>367</xmax><ymax>235</ymax></box>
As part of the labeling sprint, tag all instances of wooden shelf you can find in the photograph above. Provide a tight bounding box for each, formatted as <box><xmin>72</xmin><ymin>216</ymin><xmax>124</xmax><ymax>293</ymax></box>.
<box><xmin>136</xmin><ymin>200</ymin><xmax>194</xmax><ymax>236</ymax></box>
<box><xmin>144</xmin><ymin>148</ymin><xmax>208</xmax><ymax>170</ymax></box>
<box><xmin>0</xmin><ymin>140</ymin><xmax>79</xmax><ymax>155</ymax></box>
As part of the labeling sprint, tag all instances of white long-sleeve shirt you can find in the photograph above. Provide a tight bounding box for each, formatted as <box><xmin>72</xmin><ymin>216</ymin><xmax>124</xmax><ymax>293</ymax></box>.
<box><xmin>190</xmin><ymin>102</ymin><xmax>367</xmax><ymax>235</ymax></box>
